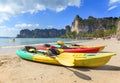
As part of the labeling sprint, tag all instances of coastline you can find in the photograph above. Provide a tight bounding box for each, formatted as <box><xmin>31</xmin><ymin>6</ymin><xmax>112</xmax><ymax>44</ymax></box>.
<box><xmin>0</xmin><ymin>39</ymin><xmax>88</xmax><ymax>56</ymax></box>
<box><xmin>0</xmin><ymin>38</ymin><xmax>120</xmax><ymax>83</ymax></box>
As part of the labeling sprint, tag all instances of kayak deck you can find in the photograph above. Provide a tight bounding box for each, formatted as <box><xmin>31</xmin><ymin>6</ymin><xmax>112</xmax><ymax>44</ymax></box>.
<box><xmin>16</xmin><ymin>49</ymin><xmax>115</xmax><ymax>67</ymax></box>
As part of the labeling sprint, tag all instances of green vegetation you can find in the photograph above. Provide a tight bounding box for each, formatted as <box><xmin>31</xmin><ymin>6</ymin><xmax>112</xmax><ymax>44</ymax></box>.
<box><xmin>17</xmin><ymin>15</ymin><xmax>119</xmax><ymax>38</ymax></box>
<box><xmin>64</xmin><ymin>15</ymin><xmax>119</xmax><ymax>39</ymax></box>
<box><xmin>17</xmin><ymin>28</ymin><xmax>66</xmax><ymax>38</ymax></box>
<box><xmin>64</xmin><ymin>27</ymin><xmax>117</xmax><ymax>39</ymax></box>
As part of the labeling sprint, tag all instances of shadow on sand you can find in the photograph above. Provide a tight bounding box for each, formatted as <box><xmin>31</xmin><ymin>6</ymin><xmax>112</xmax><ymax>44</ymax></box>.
<box><xmin>73</xmin><ymin>65</ymin><xmax>120</xmax><ymax>71</ymax></box>
<box><xmin>65</xmin><ymin>67</ymin><xmax>92</xmax><ymax>80</ymax></box>
<box><xmin>90</xmin><ymin>65</ymin><xmax>120</xmax><ymax>71</ymax></box>
<box><xmin>64</xmin><ymin>65</ymin><xmax>120</xmax><ymax>80</ymax></box>
<box><xmin>19</xmin><ymin>57</ymin><xmax>119</xmax><ymax>81</ymax></box>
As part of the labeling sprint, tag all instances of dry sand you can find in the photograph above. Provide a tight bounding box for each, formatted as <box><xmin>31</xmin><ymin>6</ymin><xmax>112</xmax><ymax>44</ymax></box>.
<box><xmin>0</xmin><ymin>38</ymin><xmax>120</xmax><ymax>83</ymax></box>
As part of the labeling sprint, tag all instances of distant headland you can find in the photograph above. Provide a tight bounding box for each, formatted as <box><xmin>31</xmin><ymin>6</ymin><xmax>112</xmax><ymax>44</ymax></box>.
<box><xmin>16</xmin><ymin>15</ymin><xmax>120</xmax><ymax>38</ymax></box>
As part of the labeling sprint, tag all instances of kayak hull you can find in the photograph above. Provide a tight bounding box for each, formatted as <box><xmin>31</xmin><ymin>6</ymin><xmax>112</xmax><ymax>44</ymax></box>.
<box><xmin>16</xmin><ymin>49</ymin><xmax>115</xmax><ymax>67</ymax></box>
<box><xmin>36</xmin><ymin>46</ymin><xmax>100</xmax><ymax>53</ymax></box>
<box><xmin>71</xmin><ymin>45</ymin><xmax>105</xmax><ymax>51</ymax></box>
<box><xmin>61</xmin><ymin>48</ymin><xmax>100</xmax><ymax>53</ymax></box>
<box><xmin>53</xmin><ymin>44</ymin><xmax>105</xmax><ymax>51</ymax></box>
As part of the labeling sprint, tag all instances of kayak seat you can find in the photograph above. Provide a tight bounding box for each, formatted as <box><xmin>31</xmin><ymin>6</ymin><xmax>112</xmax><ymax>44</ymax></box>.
<box><xmin>47</xmin><ymin>48</ymin><xmax>60</xmax><ymax>56</ymax></box>
<box><xmin>44</xmin><ymin>44</ymin><xmax>51</xmax><ymax>47</ymax></box>
<box><xmin>25</xmin><ymin>46</ymin><xmax>37</xmax><ymax>53</ymax></box>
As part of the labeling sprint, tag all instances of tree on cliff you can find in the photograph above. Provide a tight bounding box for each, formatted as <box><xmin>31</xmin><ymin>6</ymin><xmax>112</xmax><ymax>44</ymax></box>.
<box><xmin>67</xmin><ymin>15</ymin><xmax>119</xmax><ymax>38</ymax></box>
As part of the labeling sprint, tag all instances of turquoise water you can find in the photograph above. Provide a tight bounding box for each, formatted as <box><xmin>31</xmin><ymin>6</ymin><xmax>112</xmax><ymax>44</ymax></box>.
<box><xmin>0</xmin><ymin>38</ymin><xmax>74</xmax><ymax>47</ymax></box>
<box><xmin>0</xmin><ymin>38</ymin><xmax>90</xmax><ymax>55</ymax></box>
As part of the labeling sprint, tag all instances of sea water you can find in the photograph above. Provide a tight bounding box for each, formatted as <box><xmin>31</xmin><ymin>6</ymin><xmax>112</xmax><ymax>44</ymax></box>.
<box><xmin>0</xmin><ymin>38</ymin><xmax>89</xmax><ymax>55</ymax></box>
<box><xmin>0</xmin><ymin>38</ymin><xmax>74</xmax><ymax>47</ymax></box>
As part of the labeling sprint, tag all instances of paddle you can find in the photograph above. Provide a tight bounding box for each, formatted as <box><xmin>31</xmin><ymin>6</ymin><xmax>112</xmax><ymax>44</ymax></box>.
<box><xmin>25</xmin><ymin>46</ymin><xmax>74</xmax><ymax>66</ymax></box>
<box><xmin>55</xmin><ymin>53</ymin><xmax>74</xmax><ymax>66</ymax></box>
<box><xmin>46</xmin><ymin>48</ymin><xmax>74</xmax><ymax>66</ymax></box>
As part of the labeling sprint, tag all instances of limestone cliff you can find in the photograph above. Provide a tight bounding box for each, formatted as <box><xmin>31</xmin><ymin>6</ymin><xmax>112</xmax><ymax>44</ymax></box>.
<box><xmin>17</xmin><ymin>28</ymin><xmax>66</xmax><ymax>38</ymax></box>
<box><xmin>71</xmin><ymin>15</ymin><xmax>89</xmax><ymax>34</ymax></box>
<box><xmin>71</xmin><ymin>15</ymin><xmax>118</xmax><ymax>35</ymax></box>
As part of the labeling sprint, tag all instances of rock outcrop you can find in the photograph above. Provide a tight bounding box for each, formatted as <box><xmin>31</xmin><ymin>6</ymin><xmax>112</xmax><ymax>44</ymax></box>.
<box><xmin>17</xmin><ymin>28</ymin><xmax>66</xmax><ymax>38</ymax></box>
<box><xmin>71</xmin><ymin>15</ymin><xmax>118</xmax><ymax>35</ymax></box>
<box><xmin>71</xmin><ymin>15</ymin><xmax>89</xmax><ymax>34</ymax></box>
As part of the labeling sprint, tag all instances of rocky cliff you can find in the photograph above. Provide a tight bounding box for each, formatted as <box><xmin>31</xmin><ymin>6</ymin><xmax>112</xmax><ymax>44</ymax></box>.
<box><xmin>71</xmin><ymin>15</ymin><xmax>118</xmax><ymax>34</ymax></box>
<box><xmin>71</xmin><ymin>15</ymin><xmax>89</xmax><ymax>34</ymax></box>
<box><xmin>17</xmin><ymin>15</ymin><xmax>119</xmax><ymax>38</ymax></box>
<box><xmin>17</xmin><ymin>28</ymin><xmax>66</xmax><ymax>38</ymax></box>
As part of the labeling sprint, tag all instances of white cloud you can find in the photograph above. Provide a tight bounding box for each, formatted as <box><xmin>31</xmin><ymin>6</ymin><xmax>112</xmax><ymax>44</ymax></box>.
<box><xmin>108</xmin><ymin>5</ymin><xmax>117</xmax><ymax>11</ymax></box>
<box><xmin>109</xmin><ymin>0</ymin><xmax>120</xmax><ymax>5</ymax></box>
<box><xmin>0</xmin><ymin>23</ymin><xmax>40</xmax><ymax>37</ymax></box>
<box><xmin>0</xmin><ymin>0</ymin><xmax>81</xmax><ymax>23</ymax></box>
<box><xmin>15</xmin><ymin>23</ymin><xmax>40</xmax><ymax>30</ymax></box>
<box><xmin>108</xmin><ymin>0</ymin><xmax>120</xmax><ymax>11</ymax></box>
<box><xmin>0</xmin><ymin>0</ymin><xmax>81</xmax><ymax>36</ymax></box>
<box><xmin>0</xmin><ymin>26</ymin><xmax>18</xmax><ymax>37</ymax></box>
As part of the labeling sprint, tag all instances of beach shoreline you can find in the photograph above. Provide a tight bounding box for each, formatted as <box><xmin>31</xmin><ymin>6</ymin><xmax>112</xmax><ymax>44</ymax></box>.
<box><xmin>0</xmin><ymin>38</ymin><xmax>120</xmax><ymax>83</ymax></box>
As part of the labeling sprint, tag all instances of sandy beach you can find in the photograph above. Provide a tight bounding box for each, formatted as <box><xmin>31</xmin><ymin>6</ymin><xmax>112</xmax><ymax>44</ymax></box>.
<box><xmin>0</xmin><ymin>38</ymin><xmax>120</xmax><ymax>83</ymax></box>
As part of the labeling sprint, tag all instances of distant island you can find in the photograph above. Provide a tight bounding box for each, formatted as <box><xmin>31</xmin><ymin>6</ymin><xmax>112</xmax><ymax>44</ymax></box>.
<box><xmin>17</xmin><ymin>15</ymin><xmax>120</xmax><ymax>38</ymax></box>
<box><xmin>17</xmin><ymin>28</ymin><xmax>66</xmax><ymax>38</ymax></box>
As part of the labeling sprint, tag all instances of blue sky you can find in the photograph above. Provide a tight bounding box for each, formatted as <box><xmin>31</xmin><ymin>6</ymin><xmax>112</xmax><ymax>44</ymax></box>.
<box><xmin>0</xmin><ymin>0</ymin><xmax>120</xmax><ymax>37</ymax></box>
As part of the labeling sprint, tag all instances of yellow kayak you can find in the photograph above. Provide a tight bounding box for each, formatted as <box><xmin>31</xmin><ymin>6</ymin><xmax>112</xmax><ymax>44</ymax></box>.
<box><xmin>16</xmin><ymin>48</ymin><xmax>115</xmax><ymax>67</ymax></box>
